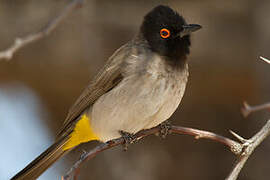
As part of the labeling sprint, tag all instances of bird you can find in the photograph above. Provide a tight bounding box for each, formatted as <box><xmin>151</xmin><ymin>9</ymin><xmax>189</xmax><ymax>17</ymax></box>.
<box><xmin>11</xmin><ymin>5</ymin><xmax>201</xmax><ymax>180</ymax></box>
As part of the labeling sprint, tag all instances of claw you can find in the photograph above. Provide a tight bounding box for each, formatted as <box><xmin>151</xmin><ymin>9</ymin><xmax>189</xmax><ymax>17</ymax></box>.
<box><xmin>119</xmin><ymin>130</ymin><xmax>137</xmax><ymax>151</ymax></box>
<box><xmin>158</xmin><ymin>120</ymin><xmax>172</xmax><ymax>139</ymax></box>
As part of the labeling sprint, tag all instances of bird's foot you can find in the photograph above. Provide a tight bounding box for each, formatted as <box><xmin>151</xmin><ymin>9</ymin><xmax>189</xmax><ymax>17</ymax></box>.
<box><xmin>119</xmin><ymin>130</ymin><xmax>137</xmax><ymax>151</ymax></box>
<box><xmin>158</xmin><ymin>120</ymin><xmax>172</xmax><ymax>139</ymax></box>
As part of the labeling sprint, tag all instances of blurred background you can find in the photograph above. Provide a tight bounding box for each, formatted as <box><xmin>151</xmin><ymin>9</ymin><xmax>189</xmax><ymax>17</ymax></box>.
<box><xmin>0</xmin><ymin>0</ymin><xmax>270</xmax><ymax>179</ymax></box>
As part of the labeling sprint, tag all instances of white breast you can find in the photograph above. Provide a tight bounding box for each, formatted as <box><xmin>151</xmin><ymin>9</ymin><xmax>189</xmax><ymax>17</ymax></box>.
<box><xmin>90</xmin><ymin>54</ymin><xmax>188</xmax><ymax>142</ymax></box>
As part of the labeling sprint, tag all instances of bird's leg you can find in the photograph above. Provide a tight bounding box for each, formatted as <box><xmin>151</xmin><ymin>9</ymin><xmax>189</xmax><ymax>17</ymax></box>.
<box><xmin>119</xmin><ymin>130</ymin><xmax>137</xmax><ymax>151</ymax></box>
<box><xmin>158</xmin><ymin>120</ymin><xmax>172</xmax><ymax>139</ymax></box>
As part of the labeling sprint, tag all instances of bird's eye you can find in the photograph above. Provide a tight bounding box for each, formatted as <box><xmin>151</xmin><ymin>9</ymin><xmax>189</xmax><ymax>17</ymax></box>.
<box><xmin>160</xmin><ymin>28</ymin><xmax>170</xmax><ymax>39</ymax></box>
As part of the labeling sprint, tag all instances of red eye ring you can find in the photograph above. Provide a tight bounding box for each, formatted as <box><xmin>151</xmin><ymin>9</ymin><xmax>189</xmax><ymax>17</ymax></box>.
<box><xmin>160</xmin><ymin>28</ymin><xmax>170</xmax><ymax>38</ymax></box>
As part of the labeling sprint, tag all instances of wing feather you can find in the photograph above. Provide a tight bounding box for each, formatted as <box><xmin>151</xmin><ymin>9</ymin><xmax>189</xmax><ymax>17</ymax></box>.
<box><xmin>57</xmin><ymin>43</ymin><xmax>130</xmax><ymax>137</ymax></box>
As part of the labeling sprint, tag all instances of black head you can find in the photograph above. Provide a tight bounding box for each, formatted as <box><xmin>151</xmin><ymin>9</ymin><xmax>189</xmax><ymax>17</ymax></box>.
<box><xmin>140</xmin><ymin>5</ymin><xmax>201</xmax><ymax>61</ymax></box>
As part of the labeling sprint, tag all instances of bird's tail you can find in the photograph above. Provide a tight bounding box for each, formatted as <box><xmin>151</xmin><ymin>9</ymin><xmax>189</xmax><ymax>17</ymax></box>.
<box><xmin>11</xmin><ymin>114</ymin><xmax>99</xmax><ymax>180</ymax></box>
<box><xmin>11</xmin><ymin>135</ymin><xmax>70</xmax><ymax>180</ymax></box>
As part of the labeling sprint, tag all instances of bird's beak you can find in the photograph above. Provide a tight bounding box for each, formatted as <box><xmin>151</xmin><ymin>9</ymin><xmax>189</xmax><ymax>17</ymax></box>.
<box><xmin>179</xmin><ymin>24</ymin><xmax>202</xmax><ymax>38</ymax></box>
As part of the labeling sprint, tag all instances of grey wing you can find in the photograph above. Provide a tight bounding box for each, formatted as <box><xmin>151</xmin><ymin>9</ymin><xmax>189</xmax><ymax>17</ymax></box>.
<box><xmin>57</xmin><ymin>43</ymin><xmax>131</xmax><ymax>137</ymax></box>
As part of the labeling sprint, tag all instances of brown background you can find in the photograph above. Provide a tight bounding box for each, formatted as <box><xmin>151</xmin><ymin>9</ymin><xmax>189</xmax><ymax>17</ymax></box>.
<box><xmin>1</xmin><ymin>0</ymin><xmax>270</xmax><ymax>179</ymax></box>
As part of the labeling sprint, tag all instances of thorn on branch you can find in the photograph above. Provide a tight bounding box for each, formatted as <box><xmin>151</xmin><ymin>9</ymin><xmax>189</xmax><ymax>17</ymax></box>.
<box><xmin>229</xmin><ymin>130</ymin><xmax>247</xmax><ymax>143</ymax></box>
<box><xmin>260</xmin><ymin>56</ymin><xmax>270</xmax><ymax>64</ymax></box>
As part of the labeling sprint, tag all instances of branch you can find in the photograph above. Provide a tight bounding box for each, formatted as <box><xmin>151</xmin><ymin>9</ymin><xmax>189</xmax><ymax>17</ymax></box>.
<box><xmin>225</xmin><ymin>100</ymin><xmax>270</xmax><ymax>180</ymax></box>
<box><xmin>260</xmin><ymin>56</ymin><xmax>270</xmax><ymax>64</ymax></box>
<box><xmin>226</xmin><ymin>120</ymin><xmax>270</xmax><ymax>180</ymax></box>
<box><xmin>63</xmin><ymin>100</ymin><xmax>270</xmax><ymax>180</ymax></box>
<box><xmin>0</xmin><ymin>0</ymin><xmax>84</xmax><ymax>61</ymax></box>
<box><xmin>241</xmin><ymin>101</ymin><xmax>270</xmax><ymax>117</ymax></box>
<box><xmin>62</xmin><ymin>125</ymin><xmax>242</xmax><ymax>180</ymax></box>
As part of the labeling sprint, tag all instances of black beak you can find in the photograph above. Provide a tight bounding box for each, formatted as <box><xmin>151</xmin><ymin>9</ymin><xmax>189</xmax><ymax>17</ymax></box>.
<box><xmin>179</xmin><ymin>24</ymin><xmax>202</xmax><ymax>37</ymax></box>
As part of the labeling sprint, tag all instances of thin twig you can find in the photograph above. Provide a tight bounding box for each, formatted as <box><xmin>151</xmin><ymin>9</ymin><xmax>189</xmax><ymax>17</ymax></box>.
<box><xmin>241</xmin><ymin>101</ymin><xmax>270</xmax><ymax>117</ymax></box>
<box><xmin>260</xmin><ymin>56</ymin><xmax>270</xmax><ymax>64</ymax></box>
<box><xmin>0</xmin><ymin>0</ymin><xmax>84</xmax><ymax>60</ymax></box>
<box><xmin>226</xmin><ymin>120</ymin><xmax>270</xmax><ymax>180</ymax></box>
<box><xmin>226</xmin><ymin>100</ymin><xmax>270</xmax><ymax>179</ymax></box>
<box><xmin>62</xmin><ymin>125</ymin><xmax>242</xmax><ymax>180</ymax></box>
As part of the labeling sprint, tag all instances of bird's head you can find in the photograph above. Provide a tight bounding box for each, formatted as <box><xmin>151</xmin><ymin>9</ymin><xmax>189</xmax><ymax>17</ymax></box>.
<box><xmin>140</xmin><ymin>5</ymin><xmax>201</xmax><ymax>61</ymax></box>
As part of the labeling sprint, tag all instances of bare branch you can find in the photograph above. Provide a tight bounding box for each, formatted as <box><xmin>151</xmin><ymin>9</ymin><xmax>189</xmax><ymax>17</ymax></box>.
<box><xmin>241</xmin><ymin>101</ymin><xmax>270</xmax><ymax>117</ymax></box>
<box><xmin>62</xmin><ymin>115</ymin><xmax>270</xmax><ymax>180</ymax></box>
<box><xmin>226</xmin><ymin>99</ymin><xmax>270</xmax><ymax>179</ymax></box>
<box><xmin>62</xmin><ymin>125</ymin><xmax>242</xmax><ymax>180</ymax></box>
<box><xmin>260</xmin><ymin>56</ymin><xmax>270</xmax><ymax>64</ymax></box>
<box><xmin>229</xmin><ymin>130</ymin><xmax>248</xmax><ymax>144</ymax></box>
<box><xmin>226</xmin><ymin>120</ymin><xmax>270</xmax><ymax>180</ymax></box>
<box><xmin>0</xmin><ymin>0</ymin><xmax>84</xmax><ymax>61</ymax></box>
